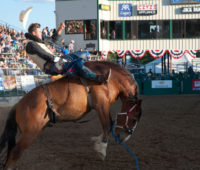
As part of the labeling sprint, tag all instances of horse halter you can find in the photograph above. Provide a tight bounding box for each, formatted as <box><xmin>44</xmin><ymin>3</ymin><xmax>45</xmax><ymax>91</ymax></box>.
<box><xmin>115</xmin><ymin>103</ymin><xmax>138</xmax><ymax>135</ymax></box>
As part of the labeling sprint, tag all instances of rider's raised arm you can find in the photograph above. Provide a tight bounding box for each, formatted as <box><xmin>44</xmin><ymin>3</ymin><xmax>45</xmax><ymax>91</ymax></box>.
<box><xmin>44</xmin><ymin>22</ymin><xmax>65</xmax><ymax>44</ymax></box>
<box><xmin>43</xmin><ymin>31</ymin><xmax>61</xmax><ymax>44</ymax></box>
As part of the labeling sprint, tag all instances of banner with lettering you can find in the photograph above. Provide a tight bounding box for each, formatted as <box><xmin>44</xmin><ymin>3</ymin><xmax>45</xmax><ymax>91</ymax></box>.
<box><xmin>15</xmin><ymin>76</ymin><xmax>22</xmax><ymax>90</ymax></box>
<box><xmin>0</xmin><ymin>77</ymin><xmax>4</xmax><ymax>91</ymax></box>
<box><xmin>3</xmin><ymin>76</ymin><xmax>16</xmax><ymax>90</ymax></box>
<box><xmin>20</xmin><ymin>75</ymin><xmax>36</xmax><ymax>93</ymax></box>
<box><xmin>192</xmin><ymin>79</ymin><xmax>200</xmax><ymax>90</ymax></box>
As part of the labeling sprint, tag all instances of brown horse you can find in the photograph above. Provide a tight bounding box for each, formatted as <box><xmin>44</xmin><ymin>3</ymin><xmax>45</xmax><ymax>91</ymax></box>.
<box><xmin>0</xmin><ymin>61</ymin><xmax>142</xmax><ymax>170</ymax></box>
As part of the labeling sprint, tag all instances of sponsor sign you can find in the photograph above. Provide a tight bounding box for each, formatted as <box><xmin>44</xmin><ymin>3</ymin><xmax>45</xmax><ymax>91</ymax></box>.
<box><xmin>0</xmin><ymin>77</ymin><xmax>4</xmax><ymax>91</ymax></box>
<box><xmin>171</xmin><ymin>0</ymin><xmax>200</xmax><ymax>4</ymax></box>
<box><xmin>119</xmin><ymin>3</ymin><xmax>132</xmax><ymax>17</ymax></box>
<box><xmin>137</xmin><ymin>4</ymin><xmax>157</xmax><ymax>15</ymax></box>
<box><xmin>99</xmin><ymin>4</ymin><xmax>110</xmax><ymax>11</ymax></box>
<box><xmin>15</xmin><ymin>76</ymin><xmax>22</xmax><ymax>90</ymax></box>
<box><xmin>192</xmin><ymin>79</ymin><xmax>200</xmax><ymax>90</ymax></box>
<box><xmin>152</xmin><ymin>80</ymin><xmax>172</xmax><ymax>88</ymax></box>
<box><xmin>3</xmin><ymin>76</ymin><xmax>16</xmax><ymax>90</ymax></box>
<box><xmin>181</xmin><ymin>6</ymin><xmax>200</xmax><ymax>13</ymax></box>
<box><xmin>20</xmin><ymin>75</ymin><xmax>36</xmax><ymax>92</ymax></box>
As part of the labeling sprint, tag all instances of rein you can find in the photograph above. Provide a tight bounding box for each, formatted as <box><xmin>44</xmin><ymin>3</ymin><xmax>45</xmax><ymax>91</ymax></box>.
<box><xmin>111</xmin><ymin>120</ymin><xmax>140</xmax><ymax>170</ymax></box>
<box><xmin>42</xmin><ymin>85</ymin><xmax>60</xmax><ymax>123</ymax></box>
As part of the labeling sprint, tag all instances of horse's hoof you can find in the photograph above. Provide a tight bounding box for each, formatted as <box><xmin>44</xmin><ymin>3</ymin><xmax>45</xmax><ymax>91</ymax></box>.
<box><xmin>97</xmin><ymin>152</ymin><xmax>106</xmax><ymax>161</ymax></box>
<box><xmin>94</xmin><ymin>142</ymin><xmax>107</xmax><ymax>161</ymax></box>
<box><xmin>91</xmin><ymin>136</ymin><xmax>99</xmax><ymax>142</ymax></box>
<box><xmin>91</xmin><ymin>134</ymin><xmax>103</xmax><ymax>143</ymax></box>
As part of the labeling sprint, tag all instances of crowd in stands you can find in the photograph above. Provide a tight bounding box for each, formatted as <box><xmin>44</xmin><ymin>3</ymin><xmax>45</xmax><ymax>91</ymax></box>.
<box><xmin>0</xmin><ymin>23</ymin><xmax>105</xmax><ymax>77</ymax></box>
<box><xmin>0</xmin><ymin>24</ymin><xmax>42</xmax><ymax>76</ymax></box>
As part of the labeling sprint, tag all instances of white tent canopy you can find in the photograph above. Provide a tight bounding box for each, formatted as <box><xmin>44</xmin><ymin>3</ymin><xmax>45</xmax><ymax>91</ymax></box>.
<box><xmin>144</xmin><ymin>53</ymin><xmax>200</xmax><ymax>73</ymax></box>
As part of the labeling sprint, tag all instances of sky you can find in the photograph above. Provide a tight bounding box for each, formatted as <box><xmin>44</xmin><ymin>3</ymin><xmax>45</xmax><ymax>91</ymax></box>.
<box><xmin>0</xmin><ymin>0</ymin><xmax>55</xmax><ymax>32</ymax></box>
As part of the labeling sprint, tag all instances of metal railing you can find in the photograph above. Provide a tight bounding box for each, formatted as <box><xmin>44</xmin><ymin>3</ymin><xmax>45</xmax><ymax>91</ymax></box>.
<box><xmin>0</xmin><ymin>74</ymin><xmax>51</xmax><ymax>97</ymax></box>
<box><xmin>0</xmin><ymin>68</ymin><xmax>45</xmax><ymax>76</ymax></box>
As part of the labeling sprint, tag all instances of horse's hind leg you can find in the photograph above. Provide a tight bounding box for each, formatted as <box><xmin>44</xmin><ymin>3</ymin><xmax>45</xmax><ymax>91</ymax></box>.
<box><xmin>4</xmin><ymin>132</ymin><xmax>39</xmax><ymax>170</ymax></box>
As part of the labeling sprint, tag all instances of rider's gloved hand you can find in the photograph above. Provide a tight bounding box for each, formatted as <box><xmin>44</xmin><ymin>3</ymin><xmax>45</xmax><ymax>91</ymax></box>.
<box><xmin>54</xmin><ymin>56</ymin><xmax>67</xmax><ymax>63</ymax></box>
<box><xmin>54</xmin><ymin>56</ymin><xmax>60</xmax><ymax>62</ymax></box>
<box><xmin>54</xmin><ymin>57</ymin><xmax>65</xmax><ymax>71</ymax></box>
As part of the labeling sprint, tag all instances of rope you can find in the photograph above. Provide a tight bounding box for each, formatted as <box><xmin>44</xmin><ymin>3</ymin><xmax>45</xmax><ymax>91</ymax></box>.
<box><xmin>111</xmin><ymin>120</ymin><xmax>140</xmax><ymax>170</ymax></box>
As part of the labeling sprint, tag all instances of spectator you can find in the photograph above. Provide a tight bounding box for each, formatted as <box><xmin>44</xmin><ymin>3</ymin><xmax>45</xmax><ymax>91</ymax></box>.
<box><xmin>188</xmin><ymin>66</ymin><xmax>194</xmax><ymax>77</ymax></box>
<box><xmin>60</xmin><ymin>45</ymin><xmax>69</xmax><ymax>55</ymax></box>
<box><xmin>147</xmin><ymin>69</ymin><xmax>153</xmax><ymax>78</ymax></box>
<box><xmin>90</xmin><ymin>22</ymin><xmax>96</xmax><ymax>39</ymax></box>
<box><xmin>101</xmin><ymin>26</ymin><xmax>107</xmax><ymax>39</ymax></box>
<box><xmin>110</xmin><ymin>30</ymin><xmax>116</xmax><ymax>39</ymax></box>
<box><xmin>0</xmin><ymin>64</ymin><xmax>4</xmax><ymax>75</ymax></box>
<box><xmin>91</xmin><ymin>48</ymin><xmax>98</xmax><ymax>57</ymax></box>
<box><xmin>68</xmin><ymin>40</ymin><xmax>75</xmax><ymax>53</ymax></box>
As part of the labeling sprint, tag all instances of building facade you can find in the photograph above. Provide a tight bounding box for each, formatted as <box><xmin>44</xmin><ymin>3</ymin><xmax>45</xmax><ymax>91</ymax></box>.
<box><xmin>55</xmin><ymin>0</ymin><xmax>200</xmax><ymax>59</ymax></box>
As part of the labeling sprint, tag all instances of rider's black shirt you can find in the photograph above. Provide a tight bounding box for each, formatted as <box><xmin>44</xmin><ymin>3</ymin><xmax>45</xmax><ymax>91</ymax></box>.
<box><xmin>25</xmin><ymin>32</ymin><xmax>60</xmax><ymax>63</ymax></box>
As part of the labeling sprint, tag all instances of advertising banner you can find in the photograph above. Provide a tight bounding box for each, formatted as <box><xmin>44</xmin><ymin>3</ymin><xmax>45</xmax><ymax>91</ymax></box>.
<box><xmin>152</xmin><ymin>80</ymin><xmax>172</xmax><ymax>88</ymax></box>
<box><xmin>99</xmin><ymin>4</ymin><xmax>110</xmax><ymax>11</ymax></box>
<box><xmin>15</xmin><ymin>76</ymin><xmax>22</xmax><ymax>90</ymax></box>
<box><xmin>20</xmin><ymin>75</ymin><xmax>36</xmax><ymax>92</ymax></box>
<box><xmin>119</xmin><ymin>4</ymin><xmax>132</xmax><ymax>17</ymax></box>
<box><xmin>3</xmin><ymin>76</ymin><xmax>16</xmax><ymax>90</ymax></box>
<box><xmin>171</xmin><ymin>0</ymin><xmax>200</xmax><ymax>4</ymax></box>
<box><xmin>137</xmin><ymin>4</ymin><xmax>157</xmax><ymax>15</ymax></box>
<box><xmin>0</xmin><ymin>77</ymin><xmax>4</xmax><ymax>91</ymax></box>
<box><xmin>192</xmin><ymin>79</ymin><xmax>200</xmax><ymax>90</ymax></box>
<box><xmin>181</xmin><ymin>6</ymin><xmax>200</xmax><ymax>13</ymax></box>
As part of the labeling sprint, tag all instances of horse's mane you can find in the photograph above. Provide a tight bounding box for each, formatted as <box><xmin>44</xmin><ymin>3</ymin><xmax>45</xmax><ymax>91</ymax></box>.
<box><xmin>85</xmin><ymin>61</ymin><xmax>135</xmax><ymax>85</ymax></box>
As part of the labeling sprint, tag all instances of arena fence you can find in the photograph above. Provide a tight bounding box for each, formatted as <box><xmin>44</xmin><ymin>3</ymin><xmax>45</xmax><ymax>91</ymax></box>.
<box><xmin>135</xmin><ymin>72</ymin><xmax>200</xmax><ymax>95</ymax></box>
<box><xmin>1</xmin><ymin>70</ymin><xmax>200</xmax><ymax>97</ymax></box>
<box><xmin>0</xmin><ymin>74</ymin><xmax>51</xmax><ymax>97</ymax></box>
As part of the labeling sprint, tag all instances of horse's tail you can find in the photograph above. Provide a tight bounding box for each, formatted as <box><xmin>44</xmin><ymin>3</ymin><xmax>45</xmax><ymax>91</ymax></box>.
<box><xmin>0</xmin><ymin>105</ymin><xmax>17</xmax><ymax>165</ymax></box>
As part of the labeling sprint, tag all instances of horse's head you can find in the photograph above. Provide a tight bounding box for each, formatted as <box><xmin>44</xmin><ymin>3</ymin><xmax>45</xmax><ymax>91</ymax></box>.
<box><xmin>113</xmin><ymin>97</ymin><xmax>142</xmax><ymax>142</ymax></box>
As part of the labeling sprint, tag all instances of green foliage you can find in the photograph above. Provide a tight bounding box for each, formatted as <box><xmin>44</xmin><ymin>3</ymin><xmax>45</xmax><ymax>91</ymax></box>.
<box><xmin>139</xmin><ymin>52</ymin><xmax>155</xmax><ymax>65</ymax></box>
<box><xmin>106</xmin><ymin>51</ymin><xmax>155</xmax><ymax>65</ymax></box>
<box><xmin>128</xmin><ymin>51</ymin><xmax>155</xmax><ymax>65</ymax></box>
<box><xmin>107</xmin><ymin>52</ymin><xmax>118</xmax><ymax>61</ymax></box>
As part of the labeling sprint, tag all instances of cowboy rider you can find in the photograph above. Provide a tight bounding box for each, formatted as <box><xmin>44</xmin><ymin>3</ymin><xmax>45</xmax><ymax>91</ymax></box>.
<box><xmin>25</xmin><ymin>22</ymin><xmax>109</xmax><ymax>83</ymax></box>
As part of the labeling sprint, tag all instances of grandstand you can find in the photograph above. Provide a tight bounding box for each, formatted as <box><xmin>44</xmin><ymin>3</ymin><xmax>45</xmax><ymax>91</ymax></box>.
<box><xmin>0</xmin><ymin>22</ymin><xmax>51</xmax><ymax>97</ymax></box>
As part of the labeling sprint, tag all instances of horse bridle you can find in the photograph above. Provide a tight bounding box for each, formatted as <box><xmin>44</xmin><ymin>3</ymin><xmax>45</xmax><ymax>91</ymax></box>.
<box><xmin>114</xmin><ymin>103</ymin><xmax>138</xmax><ymax>135</ymax></box>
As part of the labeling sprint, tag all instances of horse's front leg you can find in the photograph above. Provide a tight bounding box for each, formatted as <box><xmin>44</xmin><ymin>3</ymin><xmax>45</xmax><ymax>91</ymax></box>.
<box><xmin>91</xmin><ymin>103</ymin><xmax>112</xmax><ymax>160</ymax></box>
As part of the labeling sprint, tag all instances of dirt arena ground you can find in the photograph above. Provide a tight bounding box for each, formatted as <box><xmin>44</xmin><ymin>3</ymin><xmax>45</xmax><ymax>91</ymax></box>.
<box><xmin>0</xmin><ymin>95</ymin><xmax>200</xmax><ymax>170</ymax></box>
